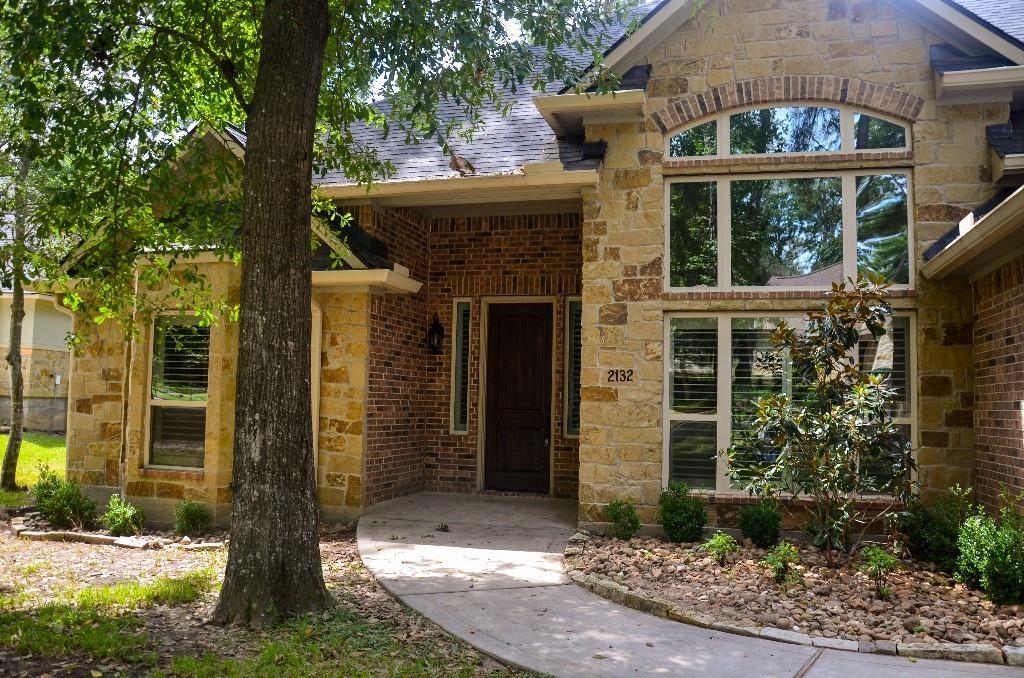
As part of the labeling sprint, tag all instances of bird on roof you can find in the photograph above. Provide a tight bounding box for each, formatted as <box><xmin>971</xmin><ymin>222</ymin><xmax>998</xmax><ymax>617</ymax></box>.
<box><xmin>449</xmin><ymin>152</ymin><xmax>476</xmax><ymax>176</ymax></box>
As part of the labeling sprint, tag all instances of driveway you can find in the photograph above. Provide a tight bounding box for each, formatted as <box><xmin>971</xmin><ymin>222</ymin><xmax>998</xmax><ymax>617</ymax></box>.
<box><xmin>357</xmin><ymin>492</ymin><xmax>1023</xmax><ymax>677</ymax></box>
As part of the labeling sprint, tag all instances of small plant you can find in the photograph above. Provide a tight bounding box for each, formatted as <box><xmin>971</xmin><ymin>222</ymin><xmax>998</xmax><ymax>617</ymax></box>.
<box><xmin>700</xmin><ymin>531</ymin><xmax>739</xmax><ymax>565</ymax></box>
<box><xmin>762</xmin><ymin>542</ymin><xmax>799</xmax><ymax>584</ymax></box>
<box><xmin>174</xmin><ymin>499</ymin><xmax>211</xmax><ymax>536</ymax></box>
<box><xmin>101</xmin><ymin>495</ymin><xmax>145</xmax><ymax>536</ymax></box>
<box><xmin>739</xmin><ymin>500</ymin><xmax>782</xmax><ymax>548</ymax></box>
<box><xmin>957</xmin><ymin>491</ymin><xmax>1024</xmax><ymax>605</ymax></box>
<box><xmin>603</xmin><ymin>499</ymin><xmax>640</xmax><ymax>540</ymax></box>
<box><xmin>33</xmin><ymin>468</ymin><xmax>96</xmax><ymax>529</ymax></box>
<box><xmin>860</xmin><ymin>545</ymin><xmax>900</xmax><ymax>599</ymax></box>
<box><xmin>896</xmin><ymin>485</ymin><xmax>973</xmax><ymax>572</ymax></box>
<box><xmin>658</xmin><ymin>482</ymin><xmax>707</xmax><ymax>543</ymax></box>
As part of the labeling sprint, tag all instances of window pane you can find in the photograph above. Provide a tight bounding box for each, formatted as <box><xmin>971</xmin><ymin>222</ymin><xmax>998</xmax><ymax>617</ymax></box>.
<box><xmin>669</xmin><ymin>421</ymin><xmax>717</xmax><ymax>489</ymax></box>
<box><xmin>857</xmin><ymin>174</ymin><xmax>909</xmax><ymax>284</ymax></box>
<box><xmin>669</xmin><ymin>120</ymin><xmax>717</xmax><ymax>157</ymax></box>
<box><xmin>730</xmin><ymin>107</ymin><xmax>841</xmax><ymax>154</ymax></box>
<box><xmin>669</xmin><ymin>181</ymin><xmax>717</xmax><ymax>287</ymax></box>
<box><xmin>858</xmin><ymin>316</ymin><xmax>911</xmax><ymax>419</ymax></box>
<box><xmin>669</xmin><ymin>318</ymin><xmax>717</xmax><ymax>414</ymax></box>
<box><xmin>861</xmin><ymin>424</ymin><xmax>912</xmax><ymax>495</ymax></box>
<box><xmin>452</xmin><ymin>302</ymin><xmax>471</xmax><ymax>433</ymax></box>
<box><xmin>853</xmin><ymin>113</ymin><xmax>906</xmax><ymax>150</ymax></box>
<box><xmin>731</xmin><ymin>318</ymin><xmax>787</xmax><ymax>436</ymax></box>
<box><xmin>566</xmin><ymin>300</ymin><xmax>582</xmax><ymax>436</ymax></box>
<box><xmin>150</xmin><ymin>406</ymin><xmax>205</xmax><ymax>468</ymax></box>
<box><xmin>152</xmin><ymin>316</ymin><xmax>210</xmax><ymax>401</ymax></box>
<box><xmin>731</xmin><ymin>177</ymin><xmax>843</xmax><ymax>286</ymax></box>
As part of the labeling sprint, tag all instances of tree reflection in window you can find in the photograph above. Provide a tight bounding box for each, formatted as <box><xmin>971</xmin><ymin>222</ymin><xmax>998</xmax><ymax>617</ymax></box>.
<box><xmin>854</xmin><ymin>113</ymin><xmax>906</xmax><ymax>150</ymax></box>
<box><xmin>669</xmin><ymin>120</ymin><xmax>717</xmax><ymax>157</ymax></box>
<box><xmin>730</xmin><ymin>107</ymin><xmax>841</xmax><ymax>154</ymax></box>
<box><xmin>669</xmin><ymin>181</ymin><xmax>717</xmax><ymax>287</ymax></box>
<box><xmin>856</xmin><ymin>174</ymin><xmax>909</xmax><ymax>284</ymax></box>
<box><xmin>731</xmin><ymin>177</ymin><xmax>843</xmax><ymax>286</ymax></box>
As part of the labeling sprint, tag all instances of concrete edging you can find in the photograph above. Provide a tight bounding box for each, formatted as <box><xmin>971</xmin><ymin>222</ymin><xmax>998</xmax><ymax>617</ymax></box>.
<box><xmin>564</xmin><ymin>568</ymin><xmax>1015</xmax><ymax>666</ymax></box>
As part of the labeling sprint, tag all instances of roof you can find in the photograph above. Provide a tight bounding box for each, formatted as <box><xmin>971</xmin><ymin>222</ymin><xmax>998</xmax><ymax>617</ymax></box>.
<box><xmin>944</xmin><ymin>0</ymin><xmax>1024</xmax><ymax>51</ymax></box>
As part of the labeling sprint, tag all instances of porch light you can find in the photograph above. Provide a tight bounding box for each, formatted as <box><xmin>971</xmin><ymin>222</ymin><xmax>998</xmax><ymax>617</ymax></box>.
<box><xmin>427</xmin><ymin>313</ymin><xmax>445</xmax><ymax>354</ymax></box>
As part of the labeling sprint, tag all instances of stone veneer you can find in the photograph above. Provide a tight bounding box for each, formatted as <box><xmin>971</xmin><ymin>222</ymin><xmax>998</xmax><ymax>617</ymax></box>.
<box><xmin>972</xmin><ymin>253</ymin><xmax>1024</xmax><ymax>511</ymax></box>
<box><xmin>576</xmin><ymin>0</ymin><xmax>1004</xmax><ymax>526</ymax></box>
<box><xmin>0</xmin><ymin>347</ymin><xmax>70</xmax><ymax>432</ymax></box>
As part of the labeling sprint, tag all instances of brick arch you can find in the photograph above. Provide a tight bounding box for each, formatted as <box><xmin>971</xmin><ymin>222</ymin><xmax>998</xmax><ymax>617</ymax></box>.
<box><xmin>650</xmin><ymin>75</ymin><xmax>925</xmax><ymax>134</ymax></box>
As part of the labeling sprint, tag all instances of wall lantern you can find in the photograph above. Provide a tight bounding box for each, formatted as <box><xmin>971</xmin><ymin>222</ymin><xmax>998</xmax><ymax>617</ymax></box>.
<box><xmin>427</xmin><ymin>313</ymin><xmax>445</xmax><ymax>354</ymax></box>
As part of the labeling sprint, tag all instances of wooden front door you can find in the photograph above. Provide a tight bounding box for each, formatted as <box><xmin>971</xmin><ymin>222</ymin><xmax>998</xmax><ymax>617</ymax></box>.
<box><xmin>485</xmin><ymin>303</ymin><xmax>553</xmax><ymax>493</ymax></box>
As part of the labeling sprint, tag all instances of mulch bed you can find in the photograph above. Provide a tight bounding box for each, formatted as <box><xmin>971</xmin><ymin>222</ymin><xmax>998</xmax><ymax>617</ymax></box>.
<box><xmin>565</xmin><ymin>534</ymin><xmax>1024</xmax><ymax>649</ymax></box>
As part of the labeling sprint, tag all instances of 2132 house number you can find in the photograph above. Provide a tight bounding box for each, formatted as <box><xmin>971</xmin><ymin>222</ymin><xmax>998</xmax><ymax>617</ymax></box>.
<box><xmin>607</xmin><ymin>369</ymin><xmax>634</xmax><ymax>383</ymax></box>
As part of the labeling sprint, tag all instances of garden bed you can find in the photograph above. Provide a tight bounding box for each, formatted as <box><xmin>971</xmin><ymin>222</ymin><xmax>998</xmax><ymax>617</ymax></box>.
<box><xmin>564</xmin><ymin>533</ymin><xmax>1024</xmax><ymax>663</ymax></box>
<box><xmin>9</xmin><ymin>508</ymin><xmax>230</xmax><ymax>549</ymax></box>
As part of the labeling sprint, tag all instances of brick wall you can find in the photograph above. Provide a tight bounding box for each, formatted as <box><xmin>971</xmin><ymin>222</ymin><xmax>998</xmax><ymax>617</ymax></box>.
<box><xmin>422</xmin><ymin>212</ymin><xmax>582</xmax><ymax>497</ymax></box>
<box><xmin>972</xmin><ymin>253</ymin><xmax>1024</xmax><ymax>511</ymax></box>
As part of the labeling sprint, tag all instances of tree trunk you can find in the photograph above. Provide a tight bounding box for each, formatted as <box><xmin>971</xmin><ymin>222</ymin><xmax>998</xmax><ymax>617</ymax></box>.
<box><xmin>2</xmin><ymin>155</ymin><xmax>31</xmax><ymax>492</ymax></box>
<box><xmin>211</xmin><ymin>0</ymin><xmax>332</xmax><ymax>627</ymax></box>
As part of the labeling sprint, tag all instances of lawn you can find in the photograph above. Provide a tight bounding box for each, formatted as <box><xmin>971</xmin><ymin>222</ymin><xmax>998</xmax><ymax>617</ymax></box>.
<box><xmin>0</xmin><ymin>431</ymin><xmax>67</xmax><ymax>507</ymax></box>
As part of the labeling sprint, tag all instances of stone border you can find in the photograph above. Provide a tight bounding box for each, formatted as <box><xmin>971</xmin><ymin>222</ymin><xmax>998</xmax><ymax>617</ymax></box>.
<box><xmin>10</xmin><ymin>517</ymin><xmax>223</xmax><ymax>551</ymax></box>
<box><xmin>565</xmin><ymin>568</ymin><xmax>1018</xmax><ymax>666</ymax></box>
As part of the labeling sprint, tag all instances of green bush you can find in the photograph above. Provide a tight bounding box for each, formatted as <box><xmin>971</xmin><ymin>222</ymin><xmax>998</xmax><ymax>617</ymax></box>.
<box><xmin>762</xmin><ymin>542</ymin><xmax>799</xmax><ymax>583</ymax></box>
<box><xmin>174</xmin><ymin>500</ymin><xmax>211</xmax><ymax>536</ymax></box>
<box><xmin>33</xmin><ymin>468</ymin><xmax>96</xmax><ymax>529</ymax></box>
<box><xmin>659</xmin><ymin>482</ymin><xmax>707</xmax><ymax>543</ymax></box>
<box><xmin>739</xmin><ymin>500</ymin><xmax>782</xmax><ymax>548</ymax></box>
<box><xmin>860</xmin><ymin>545</ymin><xmax>900</xmax><ymax>599</ymax></box>
<box><xmin>700</xmin><ymin>531</ymin><xmax>739</xmax><ymax>565</ymax></box>
<box><xmin>603</xmin><ymin>499</ymin><xmax>640</xmax><ymax>540</ymax></box>
<box><xmin>957</xmin><ymin>493</ymin><xmax>1024</xmax><ymax>605</ymax></box>
<box><xmin>101</xmin><ymin>495</ymin><xmax>145</xmax><ymax>536</ymax></box>
<box><xmin>897</xmin><ymin>485</ymin><xmax>973</xmax><ymax>572</ymax></box>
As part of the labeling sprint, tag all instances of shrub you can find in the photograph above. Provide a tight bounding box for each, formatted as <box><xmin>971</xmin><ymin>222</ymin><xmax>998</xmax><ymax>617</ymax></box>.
<box><xmin>860</xmin><ymin>545</ymin><xmax>900</xmax><ymax>599</ymax></box>
<box><xmin>762</xmin><ymin>542</ymin><xmax>799</xmax><ymax>584</ymax></box>
<box><xmin>101</xmin><ymin>495</ymin><xmax>145</xmax><ymax>536</ymax></box>
<box><xmin>700</xmin><ymin>531</ymin><xmax>739</xmax><ymax>565</ymax></box>
<box><xmin>726</xmin><ymin>277</ymin><xmax>915</xmax><ymax>566</ymax></box>
<box><xmin>958</xmin><ymin>492</ymin><xmax>1024</xmax><ymax>605</ymax></box>
<box><xmin>897</xmin><ymin>485</ymin><xmax>973</xmax><ymax>572</ymax></box>
<box><xmin>603</xmin><ymin>499</ymin><xmax>640</xmax><ymax>540</ymax></box>
<box><xmin>33</xmin><ymin>468</ymin><xmax>96</xmax><ymax>529</ymax></box>
<box><xmin>739</xmin><ymin>500</ymin><xmax>782</xmax><ymax>548</ymax></box>
<box><xmin>174</xmin><ymin>500</ymin><xmax>211</xmax><ymax>536</ymax></box>
<box><xmin>659</xmin><ymin>482</ymin><xmax>707</xmax><ymax>543</ymax></box>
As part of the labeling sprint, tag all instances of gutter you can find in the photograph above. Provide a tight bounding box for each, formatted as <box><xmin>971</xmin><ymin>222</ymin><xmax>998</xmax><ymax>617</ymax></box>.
<box><xmin>311</xmin><ymin>268</ymin><xmax>422</xmax><ymax>295</ymax></box>
<box><xmin>935</xmin><ymin>64</ymin><xmax>1024</xmax><ymax>104</ymax></box>
<box><xmin>922</xmin><ymin>184</ymin><xmax>1024</xmax><ymax>280</ymax></box>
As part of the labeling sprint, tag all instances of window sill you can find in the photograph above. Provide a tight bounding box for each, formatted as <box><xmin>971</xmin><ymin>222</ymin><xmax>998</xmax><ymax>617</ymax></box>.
<box><xmin>140</xmin><ymin>467</ymin><xmax>205</xmax><ymax>481</ymax></box>
<box><xmin>689</xmin><ymin>490</ymin><xmax>900</xmax><ymax>510</ymax></box>
<box><xmin>662</xmin><ymin>150</ymin><xmax>914</xmax><ymax>175</ymax></box>
<box><xmin>661</xmin><ymin>288</ymin><xmax>916</xmax><ymax>301</ymax></box>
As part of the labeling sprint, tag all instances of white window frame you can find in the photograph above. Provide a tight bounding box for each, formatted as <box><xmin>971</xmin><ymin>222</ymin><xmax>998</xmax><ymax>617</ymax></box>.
<box><xmin>662</xmin><ymin>310</ymin><xmax>917</xmax><ymax>494</ymax></box>
<box><xmin>664</xmin><ymin>169</ymin><xmax>915</xmax><ymax>292</ymax></box>
<box><xmin>563</xmin><ymin>296</ymin><xmax>582</xmax><ymax>439</ymax></box>
<box><xmin>449</xmin><ymin>298</ymin><xmax>472</xmax><ymax>435</ymax></box>
<box><xmin>666</xmin><ymin>103</ymin><xmax>911</xmax><ymax>160</ymax></box>
<box><xmin>144</xmin><ymin>312</ymin><xmax>211</xmax><ymax>471</ymax></box>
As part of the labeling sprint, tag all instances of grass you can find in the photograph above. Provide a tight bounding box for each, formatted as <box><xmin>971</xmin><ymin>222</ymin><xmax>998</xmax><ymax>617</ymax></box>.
<box><xmin>0</xmin><ymin>431</ymin><xmax>67</xmax><ymax>507</ymax></box>
<box><xmin>165</xmin><ymin>605</ymin><xmax>511</xmax><ymax>678</ymax></box>
<box><xmin>0</xmin><ymin>570</ymin><xmax>216</xmax><ymax>665</ymax></box>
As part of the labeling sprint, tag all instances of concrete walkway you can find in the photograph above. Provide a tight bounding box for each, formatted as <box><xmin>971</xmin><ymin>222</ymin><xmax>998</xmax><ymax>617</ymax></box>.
<box><xmin>357</xmin><ymin>492</ymin><xmax>1023</xmax><ymax>677</ymax></box>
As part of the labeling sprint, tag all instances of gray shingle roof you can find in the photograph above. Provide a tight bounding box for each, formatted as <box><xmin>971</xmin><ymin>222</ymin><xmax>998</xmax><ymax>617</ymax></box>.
<box><xmin>944</xmin><ymin>0</ymin><xmax>1024</xmax><ymax>50</ymax></box>
<box><xmin>313</xmin><ymin>2</ymin><xmax>663</xmax><ymax>187</ymax></box>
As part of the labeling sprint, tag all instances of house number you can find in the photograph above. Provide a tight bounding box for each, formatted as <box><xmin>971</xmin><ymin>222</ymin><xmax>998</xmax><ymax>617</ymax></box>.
<box><xmin>607</xmin><ymin>369</ymin><xmax>634</xmax><ymax>383</ymax></box>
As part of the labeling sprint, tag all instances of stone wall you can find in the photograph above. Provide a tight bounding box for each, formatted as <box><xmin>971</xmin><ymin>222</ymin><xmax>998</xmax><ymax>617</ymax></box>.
<box><xmin>577</xmin><ymin>0</ymin><xmax>1004</xmax><ymax>526</ymax></box>
<box><xmin>0</xmin><ymin>347</ymin><xmax>70</xmax><ymax>432</ymax></box>
<box><xmin>972</xmin><ymin>253</ymin><xmax>1024</xmax><ymax>511</ymax></box>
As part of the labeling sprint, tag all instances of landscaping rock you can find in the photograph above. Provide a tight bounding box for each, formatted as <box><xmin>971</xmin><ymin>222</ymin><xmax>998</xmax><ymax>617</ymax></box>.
<box><xmin>1005</xmin><ymin>645</ymin><xmax>1024</xmax><ymax>667</ymax></box>
<box><xmin>759</xmin><ymin>628</ymin><xmax>812</xmax><ymax>645</ymax></box>
<box><xmin>898</xmin><ymin>642</ymin><xmax>1005</xmax><ymax>665</ymax></box>
<box><xmin>813</xmin><ymin>636</ymin><xmax>859</xmax><ymax>651</ymax></box>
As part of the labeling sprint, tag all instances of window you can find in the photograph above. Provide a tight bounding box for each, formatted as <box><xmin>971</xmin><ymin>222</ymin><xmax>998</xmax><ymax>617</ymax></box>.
<box><xmin>450</xmin><ymin>300</ymin><xmax>471</xmax><ymax>434</ymax></box>
<box><xmin>148</xmin><ymin>315</ymin><xmax>210</xmax><ymax>468</ymax></box>
<box><xmin>668</xmin><ymin>105</ymin><xmax>909</xmax><ymax>158</ymax></box>
<box><xmin>667</xmin><ymin>171</ymin><xmax>911</xmax><ymax>288</ymax></box>
<box><xmin>564</xmin><ymin>298</ymin><xmax>582</xmax><ymax>437</ymax></box>
<box><xmin>664</xmin><ymin>313</ymin><xmax>914</xmax><ymax>492</ymax></box>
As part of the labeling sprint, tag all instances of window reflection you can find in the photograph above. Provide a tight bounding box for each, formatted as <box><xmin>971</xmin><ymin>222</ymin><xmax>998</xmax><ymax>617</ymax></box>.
<box><xmin>730</xmin><ymin>107</ymin><xmax>841</xmax><ymax>154</ymax></box>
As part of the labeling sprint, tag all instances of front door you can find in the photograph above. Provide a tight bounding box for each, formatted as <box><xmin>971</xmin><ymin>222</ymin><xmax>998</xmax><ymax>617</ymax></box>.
<box><xmin>485</xmin><ymin>303</ymin><xmax>552</xmax><ymax>493</ymax></box>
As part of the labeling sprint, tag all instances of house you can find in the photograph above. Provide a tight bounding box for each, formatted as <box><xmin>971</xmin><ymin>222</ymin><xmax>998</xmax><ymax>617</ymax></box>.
<box><xmin>62</xmin><ymin>0</ymin><xmax>1024</xmax><ymax>527</ymax></box>
<box><xmin>1</xmin><ymin>291</ymin><xmax>73</xmax><ymax>432</ymax></box>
